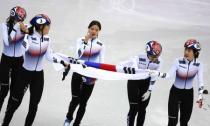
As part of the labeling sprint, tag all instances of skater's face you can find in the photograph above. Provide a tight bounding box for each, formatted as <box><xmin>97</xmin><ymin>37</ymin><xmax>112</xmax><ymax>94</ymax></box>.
<box><xmin>184</xmin><ymin>48</ymin><xmax>194</xmax><ymax>61</ymax></box>
<box><xmin>88</xmin><ymin>25</ymin><xmax>100</xmax><ymax>38</ymax></box>
<box><xmin>40</xmin><ymin>25</ymin><xmax>50</xmax><ymax>35</ymax></box>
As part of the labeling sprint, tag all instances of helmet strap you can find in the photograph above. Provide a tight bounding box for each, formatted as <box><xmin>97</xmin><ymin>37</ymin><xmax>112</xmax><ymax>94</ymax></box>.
<box><xmin>41</xmin><ymin>25</ymin><xmax>44</xmax><ymax>42</ymax></box>
<box><xmin>194</xmin><ymin>51</ymin><xmax>199</xmax><ymax>59</ymax></box>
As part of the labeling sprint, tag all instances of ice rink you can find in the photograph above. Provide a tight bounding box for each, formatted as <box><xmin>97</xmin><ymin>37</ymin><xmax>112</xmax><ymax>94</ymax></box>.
<box><xmin>0</xmin><ymin>0</ymin><xmax>210</xmax><ymax>125</ymax></box>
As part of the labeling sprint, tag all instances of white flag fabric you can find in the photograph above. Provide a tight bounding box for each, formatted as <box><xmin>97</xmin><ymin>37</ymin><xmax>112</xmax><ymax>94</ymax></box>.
<box><xmin>52</xmin><ymin>53</ymin><xmax>152</xmax><ymax>80</ymax></box>
<box><xmin>53</xmin><ymin>63</ymin><xmax>150</xmax><ymax>80</ymax></box>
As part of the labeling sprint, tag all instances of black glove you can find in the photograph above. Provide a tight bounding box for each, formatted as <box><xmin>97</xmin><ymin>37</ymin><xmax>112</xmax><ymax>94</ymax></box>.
<box><xmin>62</xmin><ymin>64</ymin><xmax>70</xmax><ymax>81</ymax></box>
<box><xmin>203</xmin><ymin>89</ymin><xmax>209</xmax><ymax>94</ymax></box>
<box><xmin>60</xmin><ymin>60</ymin><xmax>67</xmax><ymax>67</ymax></box>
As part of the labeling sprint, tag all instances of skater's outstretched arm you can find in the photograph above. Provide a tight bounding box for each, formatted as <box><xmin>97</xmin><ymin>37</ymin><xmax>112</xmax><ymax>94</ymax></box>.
<box><xmin>196</xmin><ymin>62</ymin><xmax>205</xmax><ymax>108</ymax></box>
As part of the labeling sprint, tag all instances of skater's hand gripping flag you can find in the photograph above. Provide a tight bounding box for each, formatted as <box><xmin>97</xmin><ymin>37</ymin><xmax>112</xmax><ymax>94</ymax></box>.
<box><xmin>145</xmin><ymin>69</ymin><xmax>166</xmax><ymax>78</ymax></box>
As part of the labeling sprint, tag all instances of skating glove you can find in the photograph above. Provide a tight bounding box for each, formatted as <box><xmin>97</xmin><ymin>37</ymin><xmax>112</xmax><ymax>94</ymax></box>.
<box><xmin>197</xmin><ymin>93</ymin><xmax>203</xmax><ymax>108</ymax></box>
<box><xmin>197</xmin><ymin>86</ymin><xmax>204</xmax><ymax>108</ymax></box>
<box><xmin>142</xmin><ymin>90</ymin><xmax>151</xmax><ymax>101</ymax></box>
<box><xmin>60</xmin><ymin>60</ymin><xmax>71</xmax><ymax>81</ymax></box>
<box><xmin>62</xmin><ymin>64</ymin><xmax>71</xmax><ymax>81</ymax></box>
<box><xmin>147</xmin><ymin>69</ymin><xmax>166</xmax><ymax>78</ymax></box>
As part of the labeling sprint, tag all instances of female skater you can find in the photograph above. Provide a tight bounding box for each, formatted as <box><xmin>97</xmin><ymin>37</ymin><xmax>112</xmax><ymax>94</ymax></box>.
<box><xmin>165</xmin><ymin>39</ymin><xmax>204</xmax><ymax>126</ymax></box>
<box><xmin>0</xmin><ymin>6</ymin><xmax>28</xmax><ymax>112</ymax></box>
<box><xmin>120</xmin><ymin>41</ymin><xmax>163</xmax><ymax>126</ymax></box>
<box><xmin>1</xmin><ymin>14</ymin><xmax>67</xmax><ymax>126</ymax></box>
<box><xmin>64</xmin><ymin>20</ymin><xmax>105</xmax><ymax>126</ymax></box>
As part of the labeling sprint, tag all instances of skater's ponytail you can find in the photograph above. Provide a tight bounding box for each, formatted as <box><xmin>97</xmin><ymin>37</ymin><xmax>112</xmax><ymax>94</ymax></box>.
<box><xmin>28</xmin><ymin>25</ymin><xmax>44</xmax><ymax>35</ymax></box>
<box><xmin>193</xmin><ymin>49</ymin><xmax>200</xmax><ymax>59</ymax></box>
<box><xmin>28</xmin><ymin>26</ymin><xmax>35</xmax><ymax>35</ymax></box>
<box><xmin>6</xmin><ymin>16</ymin><xmax>15</xmax><ymax>36</ymax></box>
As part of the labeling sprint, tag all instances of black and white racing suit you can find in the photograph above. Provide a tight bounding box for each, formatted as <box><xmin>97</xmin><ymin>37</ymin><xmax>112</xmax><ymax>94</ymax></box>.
<box><xmin>120</xmin><ymin>54</ymin><xmax>162</xmax><ymax>126</ymax></box>
<box><xmin>165</xmin><ymin>57</ymin><xmax>204</xmax><ymax>126</ymax></box>
<box><xmin>0</xmin><ymin>22</ymin><xmax>25</xmax><ymax>112</ymax></box>
<box><xmin>66</xmin><ymin>37</ymin><xmax>105</xmax><ymax>126</ymax></box>
<box><xmin>2</xmin><ymin>30</ymin><xmax>62</xmax><ymax>126</ymax></box>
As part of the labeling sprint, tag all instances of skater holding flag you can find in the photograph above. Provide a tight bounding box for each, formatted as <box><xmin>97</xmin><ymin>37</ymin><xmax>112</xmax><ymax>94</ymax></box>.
<box><xmin>1</xmin><ymin>14</ymin><xmax>68</xmax><ymax>126</ymax></box>
<box><xmin>120</xmin><ymin>41</ymin><xmax>163</xmax><ymax>126</ymax></box>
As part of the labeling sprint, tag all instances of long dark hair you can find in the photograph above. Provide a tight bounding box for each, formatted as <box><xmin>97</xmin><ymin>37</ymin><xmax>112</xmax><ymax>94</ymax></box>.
<box><xmin>28</xmin><ymin>25</ymin><xmax>45</xmax><ymax>35</ymax></box>
<box><xmin>185</xmin><ymin>47</ymin><xmax>200</xmax><ymax>59</ymax></box>
<box><xmin>88</xmin><ymin>20</ymin><xmax>101</xmax><ymax>30</ymax></box>
<box><xmin>193</xmin><ymin>50</ymin><xmax>199</xmax><ymax>59</ymax></box>
<box><xmin>6</xmin><ymin>16</ymin><xmax>29</xmax><ymax>35</ymax></box>
<box><xmin>28</xmin><ymin>26</ymin><xmax>35</xmax><ymax>35</ymax></box>
<box><xmin>6</xmin><ymin>16</ymin><xmax>16</xmax><ymax>35</ymax></box>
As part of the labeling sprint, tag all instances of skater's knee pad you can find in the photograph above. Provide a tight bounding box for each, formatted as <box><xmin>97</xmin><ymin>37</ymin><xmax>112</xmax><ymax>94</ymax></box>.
<box><xmin>168</xmin><ymin>115</ymin><xmax>178</xmax><ymax>126</ymax></box>
<box><xmin>0</xmin><ymin>82</ymin><xmax>9</xmax><ymax>89</ymax></box>
<box><xmin>129</xmin><ymin>102</ymin><xmax>138</xmax><ymax>107</ymax></box>
<box><xmin>0</xmin><ymin>82</ymin><xmax>9</xmax><ymax>86</ymax></box>
<box><xmin>7</xmin><ymin>96</ymin><xmax>22</xmax><ymax>110</ymax></box>
<box><xmin>0</xmin><ymin>83</ymin><xmax>9</xmax><ymax>98</ymax></box>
